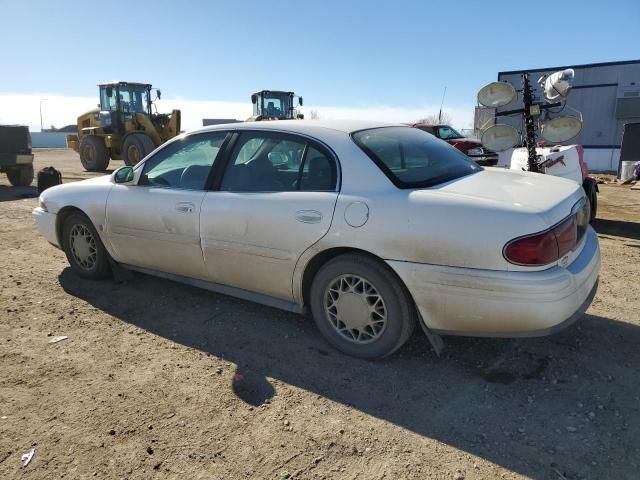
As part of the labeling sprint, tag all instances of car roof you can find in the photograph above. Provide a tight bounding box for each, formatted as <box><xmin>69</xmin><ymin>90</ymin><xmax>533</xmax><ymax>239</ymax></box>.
<box><xmin>190</xmin><ymin>119</ymin><xmax>406</xmax><ymax>136</ymax></box>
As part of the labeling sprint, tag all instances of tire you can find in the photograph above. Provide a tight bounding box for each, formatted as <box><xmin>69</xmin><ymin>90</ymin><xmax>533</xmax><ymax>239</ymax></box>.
<box><xmin>6</xmin><ymin>165</ymin><xmax>34</xmax><ymax>186</ymax></box>
<box><xmin>589</xmin><ymin>191</ymin><xmax>597</xmax><ymax>222</ymax></box>
<box><xmin>309</xmin><ymin>254</ymin><xmax>416</xmax><ymax>359</ymax></box>
<box><xmin>79</xmin><ymin>135</ymin><xmax>110</xmax><ymax>172</ymax></box>
<box><xmin>122</xmin><ymin>133</ymin><xmax>155</xmax><ymax>166</ymax></box>
<box><xmin>62</xmin><ymin>212</ymin><xmax>111</xmax><ymax>279</ymax></box>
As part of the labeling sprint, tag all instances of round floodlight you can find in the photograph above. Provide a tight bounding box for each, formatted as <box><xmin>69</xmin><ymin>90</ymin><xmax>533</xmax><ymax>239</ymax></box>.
<box><xmin>543</xmin><ymin>68</ymin><xmax>575</xmax><ymax>101</ymax></box>
<box><xmin>540</xmin><ymin>116</ymin><xmax>583</xmax><ymax>143</ymax></box>
<box><xmin>477</xmin><ymin>81</ymin><xmax>516</xmax><ymax>108</ymax></box>
<box><xmin>481</xmin><ymin>124</ymin><xmax>520</xmax><ymax>152</ymax></box>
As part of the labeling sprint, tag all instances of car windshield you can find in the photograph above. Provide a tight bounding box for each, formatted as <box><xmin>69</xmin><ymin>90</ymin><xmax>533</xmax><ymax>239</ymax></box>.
<box><xmin>436</xmin><ymin>126</ymin><xmax>464</xmax><ymax>140</ymax></box>
<box><xmin>352</xmin><ymin>126</ymin><xmax>482</xmax><ymax>188</ymax></box>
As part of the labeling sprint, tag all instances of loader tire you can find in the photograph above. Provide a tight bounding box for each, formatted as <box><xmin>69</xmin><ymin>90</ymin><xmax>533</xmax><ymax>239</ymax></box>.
<box><xmin>123</xmin><ymin>133</ymin><xmax>155</xmax><ymax>166</ymax></box>
<box><xmin>6</xmin><ymin>165</ymin><xmax>34</xmax><ymax>187</ymax></box>
<box><xmin>79</xmin><ymin>135</ymin><xmax>110</xmax><ymax>172</ymax></box>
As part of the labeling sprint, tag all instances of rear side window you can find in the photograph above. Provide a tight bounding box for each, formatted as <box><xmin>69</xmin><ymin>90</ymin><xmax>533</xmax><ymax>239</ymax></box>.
<box><xmin>221</xmin><ymin>132</ymin><xmax>337</xmax><ymax>192</ymax></box>
<box><xmin>352</xmin><ymin>127</ymin><xmax>481</xmax><ymax>188</ymax></box>
<box><xmin>298</xmin><ymin>147</ymin><xmax>336</xmax><ymax>191</ymax></box>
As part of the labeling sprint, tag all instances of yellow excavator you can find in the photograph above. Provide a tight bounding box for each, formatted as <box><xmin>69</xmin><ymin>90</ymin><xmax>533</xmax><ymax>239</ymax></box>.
<box><xmin>66</xmin><ymin>81</ymin><xmax>181</xmax><ymax>171</ymax></box>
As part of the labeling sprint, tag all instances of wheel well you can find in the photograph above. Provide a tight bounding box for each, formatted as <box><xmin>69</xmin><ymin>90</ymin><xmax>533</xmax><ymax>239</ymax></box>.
<box><xmin>55</xmin><ymin>206</ymin><xmax>84</xmax><ymax>246</ymax></box>
<box><xmin>301</xmin><ymin>247</ymin><xmax>406</xmax><ymax>307</ymax></box>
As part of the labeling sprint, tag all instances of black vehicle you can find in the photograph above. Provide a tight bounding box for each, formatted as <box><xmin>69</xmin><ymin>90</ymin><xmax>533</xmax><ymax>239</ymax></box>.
<box><xmin>0</xmin><ymin>125</ymin><xmax>34</xmax><ymax>186</ymax></box>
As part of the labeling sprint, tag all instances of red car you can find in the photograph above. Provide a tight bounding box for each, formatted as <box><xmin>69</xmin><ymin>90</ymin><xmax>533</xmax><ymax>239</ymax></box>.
<box><xmin>411</xmin><ymin>124</ymin><xmax>499</xmax><ymax>166</ymax></box>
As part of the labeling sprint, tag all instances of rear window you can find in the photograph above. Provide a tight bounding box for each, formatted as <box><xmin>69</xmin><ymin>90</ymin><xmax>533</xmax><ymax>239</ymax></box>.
<box><xmin>352</xmin><ymin>127</ymin><xmax>482</xmax><ymax>188</ymax></box>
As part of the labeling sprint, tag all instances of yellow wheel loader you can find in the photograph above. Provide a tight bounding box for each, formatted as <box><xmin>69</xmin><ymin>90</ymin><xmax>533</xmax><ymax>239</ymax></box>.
<box><xmin>66</xmin><ymin>82</ymin><xmax>181</xmax><ymax>171</ymax></box>
<box><xmin>247</xmin><ymin>90</ymin><xmax>304</xmax><ymax>121</ymax></box>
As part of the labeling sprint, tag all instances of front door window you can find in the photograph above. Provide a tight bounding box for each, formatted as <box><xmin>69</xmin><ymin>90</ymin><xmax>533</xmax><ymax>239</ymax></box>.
<box><xmin>139</xmin><ymin>132</ymin><xmax>228</xmax><ymax>190</ymax></box>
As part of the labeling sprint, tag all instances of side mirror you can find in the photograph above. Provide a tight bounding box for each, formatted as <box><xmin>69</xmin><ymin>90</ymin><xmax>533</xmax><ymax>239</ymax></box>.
<box><xmin>113</xmin><ymin>166</ymin><xmax>134</xmax><ymax>184</ymax></box>
<box><xmin>251</xmin><ymin>94</ymin><xmax>258</xmax><ymax>104</ymax></box>
<box><xmin>298</xmin><ymin>97</ymin><xmax>303</xmax><ymax>106</ymax></box>
<box><xmin>106</xmin><ymin>87</ymin><xmax>113</xmax><ymax>98</ymax></box>
<box><xmin>156</xmin><ymin>89</ymin><xmax>162</xmax><ymax>100</ymax></box>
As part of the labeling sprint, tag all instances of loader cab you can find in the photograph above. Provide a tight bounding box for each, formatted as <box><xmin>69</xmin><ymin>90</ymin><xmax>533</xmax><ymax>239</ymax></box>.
<box><xmin>99</xmin><ymin>82</ymin><xmax>153</xmax><ymax>131</ymax></box>
<box><xmin>251</xmin><ymin>90</ymin><xmax>304</xmax><ymax>120</ymax></box>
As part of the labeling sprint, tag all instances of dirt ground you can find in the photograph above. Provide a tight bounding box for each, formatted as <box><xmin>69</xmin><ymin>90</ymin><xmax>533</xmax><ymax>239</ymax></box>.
<box><xmin>1</xmin><ymin>149</ymin><xmax>639</xmax><ymax>480</ymax></box>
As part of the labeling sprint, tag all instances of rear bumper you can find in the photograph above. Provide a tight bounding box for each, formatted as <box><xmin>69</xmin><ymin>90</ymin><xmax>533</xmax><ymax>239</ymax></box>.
<box><xmin>16</xmin><ymin>154</ymin><xmax>34</xmax><ymax>164</ymax></box>
<box><xmin>0</xmin><ymin>154</ymin><xmax>33</xmax><ymax>168</ymax></box>
<box><xmin>32</xmin><ymin>207</ymin><xmax>59</xmax><ymax>248</ymax></box>
<box><xmin>387</xmin><ymin>226</ymin><xmax>600</xmax><ymax>337</ymax></box>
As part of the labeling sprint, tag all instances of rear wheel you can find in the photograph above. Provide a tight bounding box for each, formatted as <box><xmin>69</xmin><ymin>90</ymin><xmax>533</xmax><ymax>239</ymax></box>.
<box><xmin>6</xmin><ymin>165</ymin><xmax>34</xmax><ymax>186</ymax></box>
<box><xmin>79</xmin><ymin>135</ymin><xmax>110</xmax><ymax>171</ymax></box>
<box><xmin>122</xmin><ymin>133</ymin><xmax>155</xmax><ymax>166</ymax></box>
<box><xmin>310</xmin><ymin>254</ymin><xmax>416</xmax><ymax>359</ymax></box>
<box><xmin>62</xmin><ymin>212</ymin><xmax>111</xmax><ymax>279</ymax></box>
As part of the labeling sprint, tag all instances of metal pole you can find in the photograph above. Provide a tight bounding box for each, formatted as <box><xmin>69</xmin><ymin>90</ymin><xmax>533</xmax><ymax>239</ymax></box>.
<box><xmin>521</xmin><ymin>74</ymin><xmax>539</xmax><ymax>172</ymax></box>
<box><xmin>39</xmin><ymin>98</ymin><xmax>48</xmax><ymax>132</ymax></box>
<box><xmin>438</xmin><ymin>87</ymin><xmax>447</xmax><ymax>123</ymax></box>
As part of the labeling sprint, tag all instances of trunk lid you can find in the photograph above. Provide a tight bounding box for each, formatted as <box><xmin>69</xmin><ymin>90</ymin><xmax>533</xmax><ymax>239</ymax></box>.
<box><xmin>433</xmin><ymin>167</ymin><xmax>583</xmax><ymax>225</ymax></box>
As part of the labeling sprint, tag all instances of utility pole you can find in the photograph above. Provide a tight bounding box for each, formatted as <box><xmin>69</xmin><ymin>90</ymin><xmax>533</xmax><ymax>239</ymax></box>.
<box><xmin>438</xmin><ymin>87</ymin><xmax>447</xmax><ymax>123</ymax></box>
<box><xmin>39</xmin><ymin>98</ymin><xmax>48</xmax><ymax>132</ymax></box>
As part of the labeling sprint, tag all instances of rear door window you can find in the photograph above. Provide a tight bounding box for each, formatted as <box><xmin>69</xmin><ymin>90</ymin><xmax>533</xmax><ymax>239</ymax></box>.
<box><xmin>221</xmin><ymin>132</ymin><xmax>337</xmax><ymax>192</ymax></box>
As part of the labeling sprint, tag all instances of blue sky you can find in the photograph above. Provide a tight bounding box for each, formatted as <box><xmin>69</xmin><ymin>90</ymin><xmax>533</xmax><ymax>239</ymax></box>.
<box><xmin>1</xmin><ymin>0</ymin><xmax>639</xmax><ymax>129</ymax></box>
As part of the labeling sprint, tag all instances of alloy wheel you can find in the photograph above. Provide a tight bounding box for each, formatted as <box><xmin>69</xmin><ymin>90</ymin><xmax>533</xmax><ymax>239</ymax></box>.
<box><xmin>69</xmin><ymin>223</ymin><xmax>97</xmax><ymax>270</ymax></box>
<box><xmin>324</xmin><ymin>274</ymin><xmax>387</xmax><ymax>344</ymax></box>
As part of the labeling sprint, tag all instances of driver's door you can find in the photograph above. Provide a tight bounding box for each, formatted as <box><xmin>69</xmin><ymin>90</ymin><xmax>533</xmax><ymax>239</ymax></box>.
<box><xmin>105</xmin><ymin>132</ymin><xmax>228</xmax><ymax>279</ymax></box>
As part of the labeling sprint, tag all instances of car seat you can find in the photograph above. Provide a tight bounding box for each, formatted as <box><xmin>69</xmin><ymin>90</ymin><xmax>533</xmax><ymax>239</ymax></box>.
<box><xmin>302</xmin><ymin>156</ymin><xmax>333</xmax><ymax>190</ymax></box>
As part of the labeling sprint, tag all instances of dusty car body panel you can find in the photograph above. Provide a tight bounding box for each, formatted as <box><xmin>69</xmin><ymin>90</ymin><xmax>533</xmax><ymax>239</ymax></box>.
<box><xmin>36</xmin><ymin>176</ymin><xmax>115</xmax><ymax>250</ymax></box>
<box><xmin>34</xmin><ymin>120</ymin><xmax>600</xmax><ymax>338</ymax></box>
<box><xmin>387</xmin><ymin>226</ymin><xmax>599</xmax><ymax>333</ymax></box>
<box><xmin>200</xmin><ymin>190</ymin><xmax>339</xmax><ymax>300</ymax></box>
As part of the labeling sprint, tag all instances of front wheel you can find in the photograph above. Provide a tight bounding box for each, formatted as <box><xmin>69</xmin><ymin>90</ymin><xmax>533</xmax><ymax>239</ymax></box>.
<box><xmin>62</xmin><ymin>212</ymin><xmax>111</xmax><ymax>279</ymax></box>
<box><xmin>310</xmin><ymin>254</ymin><xmax>416</xmax><ymax>359</ymax></box>
<box><xmin>79</xmin><ymin>135</ymin><xmax>110</xmax><ymax>171</ymax></box>
<box><xmin>122</xmin><ymin>133</ymin><xmax>155</xmax><ymax>166</ymax></box>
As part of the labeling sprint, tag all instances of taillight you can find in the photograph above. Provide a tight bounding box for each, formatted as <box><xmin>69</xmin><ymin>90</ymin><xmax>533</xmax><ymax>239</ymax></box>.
<box><xmin>504</xmin><ymin>230</ymin><xmax>559</xmax><ymax>266</ymax></box>
<box><xmin>27</xmin><ymin>131</ymin><xmax>32</xmax><ymax>150</ymax></box>
<box><xmin>504</xmin><ymin>198</ymin><xmax>588</xmax><ymax>266</ymax></box>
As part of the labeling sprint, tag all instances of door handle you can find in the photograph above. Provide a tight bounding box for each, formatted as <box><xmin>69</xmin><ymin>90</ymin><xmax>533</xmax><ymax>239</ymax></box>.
<box><xmin>175</xmin><ymin>202</ymin><xmax>195</xmax><ymax>213</ymax></box>
<box><xmin>295</xmin><ymin>210</ymin><xmax>322</xmax><ymax>224</ymax></box>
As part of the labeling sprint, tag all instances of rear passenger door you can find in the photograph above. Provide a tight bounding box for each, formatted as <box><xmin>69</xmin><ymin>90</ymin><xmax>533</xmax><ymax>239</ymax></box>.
<box><xmin>200</xmin><ymin>131</ymin><xmax>339</xmax><ymax>301</ymax></box>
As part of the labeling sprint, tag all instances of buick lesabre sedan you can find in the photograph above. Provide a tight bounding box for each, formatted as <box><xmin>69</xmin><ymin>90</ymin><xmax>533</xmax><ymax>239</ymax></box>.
<box><xmin>33</xmin><ymin>120</ymin><xmax>600</xmax><ymax>358</ymax></box>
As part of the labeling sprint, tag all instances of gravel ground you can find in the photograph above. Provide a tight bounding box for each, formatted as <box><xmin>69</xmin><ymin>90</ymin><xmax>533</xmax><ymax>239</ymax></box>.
<box><xmin>1</xmin><ymin>149</ymin><xmax>639</xmax><ymax>479</ymax></box>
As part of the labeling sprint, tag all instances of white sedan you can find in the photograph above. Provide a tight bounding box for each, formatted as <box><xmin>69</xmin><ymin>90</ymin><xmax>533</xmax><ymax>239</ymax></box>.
<box><xmin>33</xmin><ymin>120</ymin><xmax>600</xmax><ymax>358</ymax></box>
